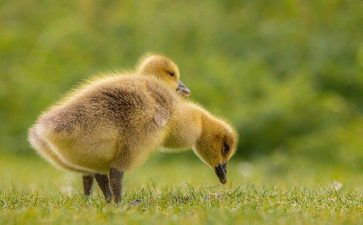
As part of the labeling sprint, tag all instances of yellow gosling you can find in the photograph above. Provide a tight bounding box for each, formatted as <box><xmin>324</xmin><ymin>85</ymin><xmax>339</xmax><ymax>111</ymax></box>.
<box><xmin>136</xmin><ymin>54</ymin><xmax>190</xmax><ymax>96</ymax></box>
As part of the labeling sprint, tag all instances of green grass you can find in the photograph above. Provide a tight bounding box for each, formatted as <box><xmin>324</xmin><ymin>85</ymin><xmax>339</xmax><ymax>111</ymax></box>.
<box><xmin>1</xmin><ymin>152</ymin><xmax>363</xmax><ymax>225</ymax></box>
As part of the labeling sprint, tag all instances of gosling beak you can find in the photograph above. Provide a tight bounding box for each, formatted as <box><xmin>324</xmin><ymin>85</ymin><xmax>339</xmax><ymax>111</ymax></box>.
<box><xmin>176</xmin><ymin>81</ymin><xmax>191</xmax><ymax>96</ymax></box>
<box><xmin>214</xmin><ymin>163</ymin><xmax>227</xmax><ymax>184</ymax></box>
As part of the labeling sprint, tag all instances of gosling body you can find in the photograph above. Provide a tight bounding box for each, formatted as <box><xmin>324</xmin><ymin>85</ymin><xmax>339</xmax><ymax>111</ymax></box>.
<box><xmin>28</xmin><ymin>56</ymin><xmax>237</xmax><ymax>203</ymax></box>
<box><xmin>29</xmin><ymin>54</ymin><xmax>190</xmax><ymax>174</ymax></box>
<box><xmin>30</xmin><ymin>75</ymin><xmax>175</xmax><ymax>174</ymax></box>
<box><xmin>30</xmin><ymin>77</ymin><xmax>236</xmax><ymax>175</ymax></box>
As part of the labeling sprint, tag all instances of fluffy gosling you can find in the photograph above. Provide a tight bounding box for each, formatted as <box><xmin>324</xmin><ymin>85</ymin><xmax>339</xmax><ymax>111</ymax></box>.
<box><xmin>162</xmin><ymin>99</ymin><xmax>238</xmax><ymax>184</ymax></box>
<box><xmin>29</xmin><ymin>75</ymin><xmax>176</xmax><ymax>203</ymax></box>
<box><xmin>136</xmin><ymin>54</ymin><xmax>190</xmax><ymax>96</ymax></box>
<box><xmin>29</xmin><ymin>54</ymin><xmax>191</xmax><ymax>200</ymax></box>
<box><xmin>28</xmin><ymin>76</ymin><xmax>237</xmax><ymax>204</ymax></box>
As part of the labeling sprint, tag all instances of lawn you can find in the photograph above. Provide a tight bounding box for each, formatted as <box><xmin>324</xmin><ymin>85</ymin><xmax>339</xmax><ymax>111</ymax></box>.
<box><xmin>1</xmin><ymin>151</ymin><xmax>363</xmax><ymax>225</ymax></box>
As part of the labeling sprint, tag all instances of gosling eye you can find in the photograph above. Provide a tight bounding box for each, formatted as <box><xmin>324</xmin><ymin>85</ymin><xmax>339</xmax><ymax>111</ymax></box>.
<box><xmin>166</xmin><ymin>71</ymin><xmax>175</xmax><ymax>77</ymax></box>
<box><xmin>222</xmin><ymin>142</ymin><xmax>230</xmax><ymax>155</ymax></box>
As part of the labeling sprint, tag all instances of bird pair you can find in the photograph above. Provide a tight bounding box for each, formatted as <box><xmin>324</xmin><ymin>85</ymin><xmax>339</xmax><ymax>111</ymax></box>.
<box><xmin>28</xmin><ymin>54</ymin><xmax>238</xmax><ymax>203</ymax></box>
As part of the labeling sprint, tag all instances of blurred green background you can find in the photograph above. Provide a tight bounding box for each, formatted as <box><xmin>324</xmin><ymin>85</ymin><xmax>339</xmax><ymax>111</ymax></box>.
<box><xmin>1</xmin><ymin>0</ymin><xmax>363</xmax><ymax>169</ymax></box>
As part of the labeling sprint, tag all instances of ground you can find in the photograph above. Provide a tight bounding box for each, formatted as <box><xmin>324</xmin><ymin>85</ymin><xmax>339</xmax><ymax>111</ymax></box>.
<box><xmin>1</xmin><ymin>151</ymin><xmax>363</xmax><ymax>225</ymax></box>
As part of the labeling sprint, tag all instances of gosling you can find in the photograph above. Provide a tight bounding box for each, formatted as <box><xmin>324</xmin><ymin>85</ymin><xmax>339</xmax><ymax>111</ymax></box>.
<box><xmin>29</xmin><ymin>74</ymin><xmax>237</xmax><ymax>203</ymax></box>
<box><xmin>136</xmin><ymin>53</ymin><xmax>190</xmax><ymax>96</ymax></box>
<box><xmin>29</xmin><ymin>54</ymin><xmax>191</xmax><ymax>200</ymax></box>
<box><xmin>162</xmin><ymin>99</ymin><xmax>238</xmax><ymax>185</ymax></box>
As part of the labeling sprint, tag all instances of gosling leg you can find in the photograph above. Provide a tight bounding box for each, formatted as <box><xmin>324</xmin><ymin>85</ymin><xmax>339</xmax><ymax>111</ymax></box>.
<box><xmin>109</xmin><ymin>167</ymin><xmax>124</xmax><ymax>204</ymax></box>
<box><xmin>94</xmin><ymin>173</ymin><xmax>112</xmax><ymax>203</ymax></box>
<box><xmin>82</xmin><ymin>174</ymin><xmax>94</xmax><ymax>196</ymax></box>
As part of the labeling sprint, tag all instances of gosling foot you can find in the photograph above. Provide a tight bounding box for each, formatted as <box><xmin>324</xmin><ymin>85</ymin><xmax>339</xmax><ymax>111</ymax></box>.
<box><xmin>109</xmin><ymin>167</ymin><xmax>124</xmax><ymax>204</ymax></box>
<box><xmin>82</xmin><ymin>174</ymin><xmax>94</xmax><ymax>196</ymax></box>
<box><xmin>94</xmin><ymin>173</ymin><xmax>112</xmax><ymax>203</ymax></box>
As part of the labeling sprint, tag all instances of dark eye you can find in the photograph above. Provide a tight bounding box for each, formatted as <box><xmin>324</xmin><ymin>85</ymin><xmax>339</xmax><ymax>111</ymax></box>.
<box><xmin>166</xmin><ymin>71</ymin><xmax>175</xmax><ymax>77</ymax></box>
<box><xmin>222</xmin><ymin>142</ymin><xmax>230</xmax><ymax>155</ymax></box>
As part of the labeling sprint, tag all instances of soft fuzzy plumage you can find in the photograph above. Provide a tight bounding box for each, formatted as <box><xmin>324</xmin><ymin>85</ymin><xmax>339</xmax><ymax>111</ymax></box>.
<box><xmin>29</xmin><ymin>74</ymin><xmax>237</xmax><ymax>175</ymax></box>
<box><xmin>29</xmin><ymin>75</ymin><xmax>175</xmax><ymax>173</ymax></box>
<box><xmin>28</xmin><ymin>55</ymin><xmax>237</xmax><ymax>203</ymax></box>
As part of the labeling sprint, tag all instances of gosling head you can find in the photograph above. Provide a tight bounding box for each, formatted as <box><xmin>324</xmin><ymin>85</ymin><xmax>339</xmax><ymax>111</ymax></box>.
<box><xmin>137</xmin><ymin>54</ymin><xmax>191</xmax><ymax>96</ymax></box>
<box><xmin>194</xmin><ymin>117</ymin><xmax>238</xmax><ymax>184</ymax></box>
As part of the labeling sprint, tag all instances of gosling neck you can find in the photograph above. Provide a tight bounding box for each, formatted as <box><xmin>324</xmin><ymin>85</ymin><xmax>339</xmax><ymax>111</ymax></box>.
<box><xmin>193</xmin><ymin>108</ymin><xmax>214</xmax><ymax>148</ymax></box>
<box><xmin>162</xmin><ymin>101</ymin><xmax>203</xmax><ymax>150</ymax></box>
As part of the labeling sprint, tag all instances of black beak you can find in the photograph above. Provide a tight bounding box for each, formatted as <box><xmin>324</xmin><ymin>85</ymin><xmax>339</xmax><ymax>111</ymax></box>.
<box><xmin>176</xmin><ymin>81</ymin><xmax>191</xmax><ymax>96</ymax></box>
<box><xmin>214</xmin><ymin>163</ymin><xmax>227</xmax><ymax>184</ymax></box>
